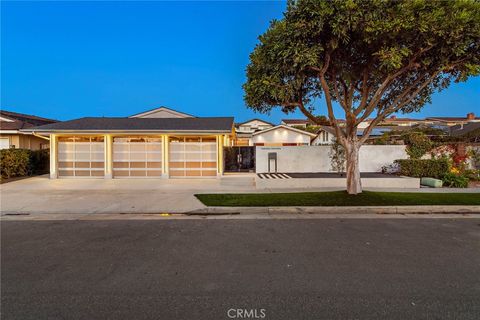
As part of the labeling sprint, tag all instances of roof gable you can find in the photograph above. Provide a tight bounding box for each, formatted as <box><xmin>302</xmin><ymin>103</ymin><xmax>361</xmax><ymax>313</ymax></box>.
<box><xmin>236</xmin><ymin>118</ymin><xmax>275</xmax><ymax>127</ymax></box>
<box><xmin>129</xmin><ymin>107</ymin><xmax>195</xmax><ymax>119</ymax></box>
<box><xmin>252</xmin><ymin>124</ymin><xmax>317</xmax><ymax>137</ymax></box>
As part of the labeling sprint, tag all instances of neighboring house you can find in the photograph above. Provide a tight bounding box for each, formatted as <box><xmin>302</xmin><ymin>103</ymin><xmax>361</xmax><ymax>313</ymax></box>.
<box><xmin>376</xmin><ymin>115</ymin><xmax>423</xmax><ymax>127</ymax></box>
<box><xmin>282</xmin><ymin>118</ymin><xmax>348</xmax><ymax>128</ymax></box>
<box><xmin>281</xmin><ymin>118</ymin><xmax>314</xmax><ymax>128</ymax></box>
<box><xmin>233</xmin><ymin>118</ymin><xmax>275</xmax><ymax>146</ymax></box>
<box><xmin>312</xmin><ymin>126</ymin><xmax>336</xmax><ymax>145</ymax></box>
<box><xmin>23</xmin><ymin>107</ymin><xmax>234</xmax><ymax>179</ymax></box>
<box><xmin>0</xmin><ymin>110</ymin><xmax>57</xmax><ymax>150</ymax></box>
<box><xmin>426</xmin><ymin>112</ymin><xmax>479</xmax><ymax>126</ymax></box>
<box><xmin>312</xmin><ymin>125</ymin><xmax>409</xmax><ymax>145</ymax></box>
<box><xmin>450</xmin><ymin>122</ymin><xmax>480</xmax><ymax>142</ymax></box>
<box><xmin>251</xmin><ymin>125</ymin><xmax>316</xmax><ymax>146</ymax></box>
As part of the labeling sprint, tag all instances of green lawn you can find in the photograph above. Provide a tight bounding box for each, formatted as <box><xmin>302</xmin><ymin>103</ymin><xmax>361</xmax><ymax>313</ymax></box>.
<box><xmin>195</xmin><ymin>191</ymin><xmax>480</xmax><ymax>207</ymax></box>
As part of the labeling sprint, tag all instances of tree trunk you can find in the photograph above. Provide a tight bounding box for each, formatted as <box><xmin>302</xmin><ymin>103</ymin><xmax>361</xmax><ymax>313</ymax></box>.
<box><xmin>345</xmin><ymin>140</ymin><xmax>362</xmax><ymax>195</ymax></box>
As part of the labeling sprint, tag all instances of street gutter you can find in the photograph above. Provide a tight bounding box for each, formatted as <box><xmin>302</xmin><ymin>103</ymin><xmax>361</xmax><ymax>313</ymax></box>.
<box><xmin>187</xmin><ymin>205</ymin><xmax>480</xmax><ymax>215</ymax></box>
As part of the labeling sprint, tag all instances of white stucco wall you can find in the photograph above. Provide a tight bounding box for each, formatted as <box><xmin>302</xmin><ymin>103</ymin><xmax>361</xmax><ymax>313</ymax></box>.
<box><xmin>252</xmin><ymin>127</ymin><xmax>312</xmax><ymax>145</ymax></box>
<box><xmin>256</xmin><ymin>145</ymin><xmax>408</xmax><ymax>173</ymax></box>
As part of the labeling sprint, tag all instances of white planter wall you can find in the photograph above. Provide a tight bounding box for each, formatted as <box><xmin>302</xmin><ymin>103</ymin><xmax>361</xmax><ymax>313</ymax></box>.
<box><xmin>255</xmin><ymin>145</ymin><xmax>408</xmax><ymax>173</ymax></box>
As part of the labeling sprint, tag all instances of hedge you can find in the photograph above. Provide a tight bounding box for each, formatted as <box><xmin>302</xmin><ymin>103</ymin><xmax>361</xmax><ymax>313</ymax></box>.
<box><xmin>394</xmin><ymin>159</ymin><xmax>450</xmax><ymax>178</ymax></box>
<box><xmin>0</xmin><ymin>149</ymin><xmax>49</xmax><ymax>179</ymax></box>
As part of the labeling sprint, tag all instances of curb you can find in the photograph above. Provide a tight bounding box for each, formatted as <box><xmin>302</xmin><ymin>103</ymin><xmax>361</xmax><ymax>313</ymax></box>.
<box><xmin>187</xmin><ymin>205</ymin><xmax>480</xmax><ymax>215</ymax></box>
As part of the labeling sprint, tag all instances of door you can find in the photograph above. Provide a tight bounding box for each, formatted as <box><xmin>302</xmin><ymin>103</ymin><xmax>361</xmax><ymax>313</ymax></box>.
<box><xmin>0</xmin><ymin>137</ymin><xmax>9</xmax><ymax>150</ymax></box>
<box><xmin>169</xmin><ymin>136</ymin><xmax>217</xmax><ymax>177</ymax></box>
<box><xmin>58</xmin><ymin>136</ymin><xmax>105</xmax><ymax>177</ymax></box>
<box><xmin>224</xmin><ymin>146</ymin><xmax>255</xmax><ymax>172</ymax></box>
<box><xmin>113</xmin><ymin>137</ymin><xmax>163</xmax><ymax>178</ymax></box>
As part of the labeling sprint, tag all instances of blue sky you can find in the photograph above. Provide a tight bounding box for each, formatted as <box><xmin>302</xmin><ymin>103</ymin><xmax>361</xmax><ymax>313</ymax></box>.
<box><xmin>1</xmin><ymin>1</ymin><xmax>479</xmax><ymax>123</ymax></box>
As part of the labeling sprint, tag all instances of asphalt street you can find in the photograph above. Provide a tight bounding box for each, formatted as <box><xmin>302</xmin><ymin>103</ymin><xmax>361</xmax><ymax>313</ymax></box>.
<box><xmin>2</xmin><ymin>218</ymin><xmax>480</xmax><ymax>320</ymax></box>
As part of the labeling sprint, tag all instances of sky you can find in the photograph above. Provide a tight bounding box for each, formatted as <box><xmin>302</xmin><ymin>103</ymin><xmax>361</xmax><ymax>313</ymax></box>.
<box><xmin>1</xmin><ymin>1</ymin><xmax>479</xmax><ymax>123</ymax></box>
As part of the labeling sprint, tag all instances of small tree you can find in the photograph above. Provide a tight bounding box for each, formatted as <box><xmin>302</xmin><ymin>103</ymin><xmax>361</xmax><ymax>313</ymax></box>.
<box><xmin>243</xmin><ymin>0</ymin><xmax>480</xmax><ymax>194</ymax></box>
<box><xmin>329</xmin><ymin>139</ymin><xmax>346</xmax><ymax>176</ymax></box>
<box><xmin>402</xmin><ymin>132</ymin><xmax>433</xmax><ymax>159</ymax></box>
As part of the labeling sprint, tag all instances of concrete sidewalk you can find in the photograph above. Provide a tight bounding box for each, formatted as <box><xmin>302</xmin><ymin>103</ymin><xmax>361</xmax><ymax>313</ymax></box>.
<box><xmin>1</xmin><ymin>175</ymin><xmax>479</xmax><ymax>215</ymax></box>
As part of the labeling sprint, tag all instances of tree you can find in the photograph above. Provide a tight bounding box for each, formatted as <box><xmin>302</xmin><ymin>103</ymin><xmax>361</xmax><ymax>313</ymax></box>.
<box><xmin>329</xmin><ymin>138</ymin><xmax>346</xmax><ymax>175</ymax></box>
<box><xmin>401</xmin><ymin>131</ymin><xmax>433</xmax><ymax>159</ymax></box>
<box><xmin>243</xmin><ymin>0</ymin><xmax>480</xmax><ymax>194</ymax></box>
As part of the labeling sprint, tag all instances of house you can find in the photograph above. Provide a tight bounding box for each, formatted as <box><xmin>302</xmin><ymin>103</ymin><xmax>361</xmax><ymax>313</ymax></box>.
<box><xmin>251</xmin><ymin>125</ymin><xmax>316</xmax><ymax>146</ymax></box>
<box><xmin>426</xmin><ymin>113</ymin><xmax>479</xmax><ymax>126</ymax></box>
<box><xmin>0</xmin><ymin>110</ymin><xmax>57</xmax><ymax>150</ymax></box>
<box><xmin>23</xmin><ymin>107</ymin><xmax>234</xmax><ymax>179</ymax></box>
<box><xmin>233</xmin><ymin>118</ymin><xmax>274</xmax><ymax>146</ymax></box>
<box><xmin>281</xmin><ymin>118</ymin><xmax>314</xmax><ymax>128</ymax></box>
<box><xmin>450</xmin><ymin>122</ymin><xmax>480</xmax><ymax>142</ymax></box>
<box><xmin>312</xmin><ymin>126</ymin><xmax>336</xmax><ymax>145</ymax></box>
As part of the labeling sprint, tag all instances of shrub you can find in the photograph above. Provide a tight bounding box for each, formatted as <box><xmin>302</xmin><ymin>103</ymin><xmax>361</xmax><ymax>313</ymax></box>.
<box><xmin>442</xmin><ymin>172</ymin><xmax>469</xmax><ymax>188</ymax></box>
<box><xmin>0</xmin><ymin>149</ymin><xmax>31</xmax><ymax>179</ymax></box>
<box><xmin>329</xmin><ymin>139</ymin><xmax>346</xmax><ymax>175</ymax></box>
<box><xmin>394</xmin><ymin>159</ymin><xmax>450</xmax><ymax>178</ymax></box>
<box><xmin>402</xmin><ymin>132</ymin><xmax>433</xmax><ymax>159</ymax></box>
<box><xmin>29</xmin><ymin>149</ymin><xmax>50</xmax><ymax>175</ymax></box>
<box><xmin>0</xmin><ymin>148</ymin><xmax>50</xmax><ymax>179</ymax></box>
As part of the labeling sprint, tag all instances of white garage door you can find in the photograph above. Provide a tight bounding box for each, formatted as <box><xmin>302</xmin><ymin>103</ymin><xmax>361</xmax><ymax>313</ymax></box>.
<box><xmin>0</xmin><ymin>137</ymin><xmax>9</xmax><ymax>150</ymax></box>
<box><xmin>169</xmin><ymin>136</ymin><xmax>217</xmax><ymax>177</ymax></box>
<box><xmin>58</xmin><ymin>136</ymin><xmax>105</xmax><ymax>177</ymax></box>
<box><xmin>113</xmin><ymin>137</ymin><xmax>163</xmax><ymax>177</ymax></box>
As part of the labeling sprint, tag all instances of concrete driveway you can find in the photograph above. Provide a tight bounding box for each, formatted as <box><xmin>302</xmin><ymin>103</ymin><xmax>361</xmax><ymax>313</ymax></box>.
<box><xmin>0</xmin><ymin>175</ymin><xmax>257</xmax><ymax>214</ymax></box>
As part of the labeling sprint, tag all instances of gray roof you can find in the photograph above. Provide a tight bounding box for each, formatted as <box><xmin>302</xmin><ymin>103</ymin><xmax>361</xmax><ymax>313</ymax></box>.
<box><xmin>450</xmin><ymin>122</ymin><xmax>480</xmax><ymax>136</ymax></box>
<box><xmin>22</xmin><ymin>117</ymin><xmax>234</xmax><ymax>133</ymax></box>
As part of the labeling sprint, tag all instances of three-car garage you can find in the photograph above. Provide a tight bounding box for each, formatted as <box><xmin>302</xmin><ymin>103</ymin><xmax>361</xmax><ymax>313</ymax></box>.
<box><xmin>23</xmin><ymin>109</ymin><xmax>233</xmax><ymax>179</ymax></box>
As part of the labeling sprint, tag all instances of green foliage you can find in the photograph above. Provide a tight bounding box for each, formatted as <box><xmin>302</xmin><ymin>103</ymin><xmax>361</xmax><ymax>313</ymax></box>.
<box><xmin>0</xmin><ymin>149</ymin><xmax>31</xmax><ymax>179</ymax></box>
<box><xmin>464</xmin><ymin>169</ymin><xmax>480</xmax><ymax>181</ymax></box>
<box><xmin>468</xmin><ymin>148</ymin><xmax>480</xmax><ymax>168</ymax></box>
<box><xmin>244</xmin><ymin>0</ymin><xmax>480</xmax><ymax>121</ymax></box>
<box><xmin>0</xmin><ymin>149</ymin><xmax>50</xmax><ymax>179</ymax></box>
<box><xmin>401</xmin><ymin>131</ymin><xmax>433</xmax><ymax>159</ymax></box>
<box><xmin>394</xmin><ymin>159</ymin><xmax>449</xmax><ymax>178</ymax></box>
<box><xmin>442</xmin><ymin>172</ymin><xmax>469</xmax><ymax>188</ymax></box>
<box><xmin>195</xmin><ymin>191</ymin><xmax>480</xmax><ymax>207</ymax></box>
<box><xmin>329</xmin><ymin>139</ymin><xmax>346</xmax><ymax>174</ymax></box>
<box><xmin>292</xmin><ymin>125</ymin><xmax>319</xmax><ymax>133</ymax></box>
<box><xmin>29</xmin><ymin>149</ymin><xmax>50</xmax><ymax>175</ymax></box>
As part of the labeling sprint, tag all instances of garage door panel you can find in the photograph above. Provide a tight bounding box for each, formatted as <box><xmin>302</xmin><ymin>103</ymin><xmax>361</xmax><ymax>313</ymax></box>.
<box><xmin>202</xmin><ymin>170</ymin><xmax>217</xmax><ymax>177</ymax></box>
<box><xmin>169</xmin><ymin>170</ymin><xmax>185</xmax><ymax>176</ymax></box>
<box><xmin>113</xmin><ymin>162</ymin><xmax>129</xmax><ymax>168</ymax></box>
<box><xmin>91</xmin><ymin>170</ymin><xmax>104</xmax><ymax>177</ymax></box>
<box><xmin>147</xmin><ymin>162</ymin><xmax>162</xmax><ymax>168</ymax></box>
<box><xmin>202</xmin><ymin>162</ymin><xmax>216</xmax><ymax>168</ymax></box>
<box><xmin>59</xmin><ymin>170</ymin><xmax>74</xmax><ymax>176</ymax></box>
<box><xmin>75</xmin><ymin>170</ymin><xmax>90</xmax><ymax>176</ymax></box>
<box><xmin>147</xmin><ymin>170</ymin><xmax>163</xmax><ymax>176</ymax></box>
<box><xmin>75</xmin><ymin>162</ymin><xmax>90</xmax><ymax>168</ymax></box>
<box><xmin>112</xmin><ymin>137</ymin><xmax>163</xmax><ymax>178</ymax></box>
<box><xmin>130</xmin><ymin>162</ymin><xmax>146</xmax><ymax>168</ymax></box>
<box><xmin>58</xmin><ymin>136</ymin><xmax>105</xmax><ymax>178</ymax></box>
<box><xmin>186</xmin><ymin>161</ymin><xmax>202</xmax><ymax>168</ymax></box>
<box><xmin>113</xmin><ymin>170</ymin><xmax>129</xmax><ymax>176</ymax></box>
<box><xmin>59</xmin><ymin>161</ymin><xmax>74</xmax><ymax>168</ymax></box>
<box><xmin>91</xmin><ymin>162</ymin><xmax>104</xmax><ymax>168</ymax></box>
<box><xmin>169</xmin><ymin>137</ymin><xmax>217</xmax><ymax>178</ymax></box>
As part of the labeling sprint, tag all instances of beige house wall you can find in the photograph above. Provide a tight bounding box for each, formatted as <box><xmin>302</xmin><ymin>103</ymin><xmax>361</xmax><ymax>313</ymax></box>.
<box><xmin>0</xmin><ymin>134</ymin><xmax>49</xmax><ymax>150</ymax></box>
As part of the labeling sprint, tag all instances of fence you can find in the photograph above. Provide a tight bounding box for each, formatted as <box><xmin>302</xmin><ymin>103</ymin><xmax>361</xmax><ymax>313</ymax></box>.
<box><xmin>255</xmin><ymin>145</ymin><xmax>408</xmax><ymax>173</ymax></box>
